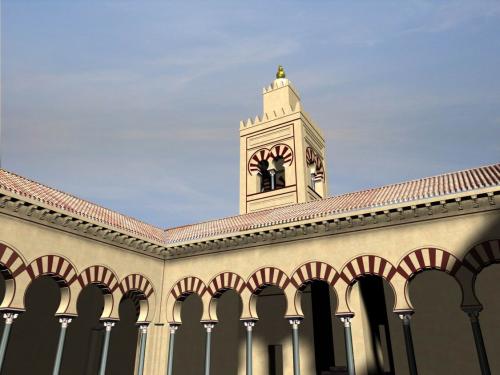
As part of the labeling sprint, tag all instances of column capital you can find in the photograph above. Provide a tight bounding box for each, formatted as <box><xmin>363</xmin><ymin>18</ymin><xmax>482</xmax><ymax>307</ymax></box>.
<box><xmin>59</xmin><ymin>317</ymin><xmax>72</xmax><ymax>327</ymax></box>
<box><xmin>243</xmin><ymin>320</ymin><xmax>256</xmax><ymax>331</ymax></box>
<box><xmin>288</xmin><ymin>318</ymin><xmax>302</xmax><ymax>328</ymax></box>
<box><xmin>3</xmin><ymin>312</ymin><xmax>19</xmax><ymax>324</ymax></box>
<box><xmin>138</xmin><ymin>324</ymin><xmax>149</xmax><ymax>334</ymax></box>
<box><xmin>203</xmin><ymin>322</ymin><xmax>216</xmax><ymax>332</ymax></box>
<box><xmin>462</xmin><ymin>305</ymin><xmax>483</xmax><ymax>317</ymax></box>
<box><xmin>398</xmin><ymin>311</ymin><xmax>414</xmax><ymax>321</ymax></box>
<box><xmin>103</xmin><ymin>321</ymin><xmax>115</xmax><ymax>331</ymax></box>
<box><xmin>169</xmin><ymin>323</ymin><xmax>180</xmax><ymax>334</ymax></box>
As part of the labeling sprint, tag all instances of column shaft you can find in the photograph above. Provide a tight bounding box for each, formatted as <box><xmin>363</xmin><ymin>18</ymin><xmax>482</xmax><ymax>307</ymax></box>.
<box><xmin>52</xmin><ymin>318</ymin><xmax>72</xmax><ymax>375</ymax></box>
<box><xmin>468</xmin><ymin>311</ymin><xmax>491</xmax><ymax>375</ymax></box>
<box><xmin>400</xmin><ymin>314</ymin><xmax>418</xmax><ymax>375</ymax></box>
<box><xmin>166</xmin><ymin>325</ymin><xmax>178</xmax><ymax>375</ymax></box>
<box><xmin>244</xmin><ymin>321</ymin><xmax>255</xmax><ymax>375</ymax></box>
<box><xmin>340</xmin><ymin>317</ymin><xmax>356</xmax><ymax>375</ymax></box>
<box><xmin>137</xmin><ymin>325</ymin><xmax>148</xmax><ymax>375</ymax></box>
<box><xmin>289</xmin><ymin>319</ymin><xmax>302</xmax><ymax>375</ymax></box>
<box><xmin>0</xmin><ymin>313</ymin><xmax>17</xmax><ymax>372</ymax></box>
<box><xmin>203</xmin><ymin>323</ymin><xmax>215</xmax><ymax>375</ymax></box>
<box><xmin>98</xmin><ymin>321</ymin><xmax>115</xmax><ymax>375</ymax></box>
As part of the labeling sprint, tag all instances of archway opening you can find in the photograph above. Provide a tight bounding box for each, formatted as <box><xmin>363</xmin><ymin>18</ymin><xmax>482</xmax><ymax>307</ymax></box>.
<box><xmin>475</xmin><ymin>264</ymin><xmax>500</xmax><ymax>373</ymax></box>
<box><xmin>409</xmin><ymin>270</ymin><xmax>476</xmax><ymax>374</ymax></box>
<box><xmin>173</xmin><ymin>293</ymin><xmax>204</xmax><ymax>374</ymax></box>
<box><xmin>212</xmin><ymin>289</ymin><xmax>243</xmax><ymax>374</ymax></box>
<box><xmin>300</xmin><ymin>280</ymin><xmax>346</xmax><ymax>374</ymax></box>
<box><xmin>60</xmin><ymin>283</ymin><xmax>104</xmax><ymax>375</ymax></box>
<box><xmin>107</xmin><ymin>297</ymin><xmax>139</xmax><ymax>374</ymax></box>
<box><xmin>348</xmin><ymin>275</ymin><xmax>396</xmax><ymax>375</ymax></box>
<box><xmin>3</xmin><ymin>275</ymin><xmax>61</xmax><ymax>374</ymax></box>
<box><xmin>254</xmin><ymin>285</ymin><xmax>288</xmax><ymax>375</ymax></box>
<box><xmin>258</xmin><ymin>160</ymin><xmax>272</xmax><ymax>192</ymax></box>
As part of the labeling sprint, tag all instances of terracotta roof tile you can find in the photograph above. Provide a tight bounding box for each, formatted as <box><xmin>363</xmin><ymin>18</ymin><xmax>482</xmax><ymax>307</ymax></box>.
<box><xmin>1</xmin><ymin>164</ymin><xmax>498</xmax><ymax>247</ymax></box>
<box><xmin>164</xmin><ymin>163</ymin><xmax>500</xmax><ymax>244</ymax></box>
<box><xmin>0</xmin><ymin>169</ymin><xmax>165</xmax><ymax>243</ymax></box>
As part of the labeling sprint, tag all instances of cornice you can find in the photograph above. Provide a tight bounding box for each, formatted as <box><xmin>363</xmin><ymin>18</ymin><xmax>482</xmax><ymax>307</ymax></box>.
<box><xmin>0</xmin><ymin>190</ymin><xmax>167</xmax><ymax>259</ymax></box>
<box><xmin>1</xmin><ymin>186</ymin><xmax>498</xmax><ymax>261</ymax></box>
<box><xmin>164</xmin><ymin>187</ymin><xmax>499</xmax><ymax>259</ymax></box>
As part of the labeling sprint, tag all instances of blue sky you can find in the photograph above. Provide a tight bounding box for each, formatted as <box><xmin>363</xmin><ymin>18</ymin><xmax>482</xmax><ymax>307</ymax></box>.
<box><xmin>2</xmin><ymin>1</ymin><xmax>500</xmax><ymax>228</ymax></box>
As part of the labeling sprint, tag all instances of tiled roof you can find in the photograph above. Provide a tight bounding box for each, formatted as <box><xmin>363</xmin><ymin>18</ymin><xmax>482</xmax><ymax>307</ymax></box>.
<box><xmin>0</xmin><ymin>168</ymin><xmax>166</xmax><ymax>243</ymax></box>
<box><xmin>164</xmin><ymin>163</ymin><xmax>500</xmax><ymax>244</ymax></box>
<box><xmin>1</xmin><ymin>164</ymin><xmax>499</xmax><ymax>247</ymax></box>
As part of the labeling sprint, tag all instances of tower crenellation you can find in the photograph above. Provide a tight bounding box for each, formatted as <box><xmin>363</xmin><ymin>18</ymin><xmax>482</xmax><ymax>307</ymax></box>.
<box><xmin>239</xmin><ymin>66</ymin><xmax>328</xmax><ymax>214</ymax></box>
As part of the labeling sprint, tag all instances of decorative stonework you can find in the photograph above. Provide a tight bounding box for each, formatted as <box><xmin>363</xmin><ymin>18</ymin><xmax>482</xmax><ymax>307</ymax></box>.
<box><xmin>25</xmin><ymin>255</ymin><xmax>78</xmax><ymax>286</ymax></box>
<box><xmin>248</xmin><ymin>145</ymin><xmax>293</xmax><ymax>175</ymax></box>
<box><xmin>290</xmin><ymin>261</ymin><xmax>339</xmax><ymax>289</ymax></box>
<box><xmin>207</xmin><ymin>272</ymin><xmax>246</xmax><ymax>297</ymax></box>
<box><xmin>247</xmin><ymin>267</ymin><xmax>290</xmax><ymax>294</ymax></box>
<box><xmin>77</xmin><ymin>265</ymin><xmax>120</xmax><ymax>293</ymax></box>
<box><xmin>397</xmin><ymin>248</ymin><xmax>462</xmax><ymax>280</ymax></box>
<box><xmin>306</xmin><ymin>147</ymin><xmax>324</xmax><ymax>180</ymax></box>
<box><xmin>170</xmin><ymin>276</ymin><xmax>207</xmax><ymax>301</ymax></box>
<box><xmin>340</xmin><ymin>255</ymin><xmax>398</xmax><ymax>284</ymax></box>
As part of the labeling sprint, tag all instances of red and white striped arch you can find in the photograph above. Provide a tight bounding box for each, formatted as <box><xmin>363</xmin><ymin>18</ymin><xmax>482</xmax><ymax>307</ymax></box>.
<box><xmin>290</xmin><ymin>261</ymin><xmax>339</xmax><ymax>289</ymax></box>
<box><xmin>305</xmin><ymin>147</ymin><xmax>324</xmax><ymax>180</ymax></box>
<box><xmin>270</xmin><ymin>144</ymin><xmax>294</xmax><ymax>165</ymax></box>
<box><xmin>77</xmin><ymin>265</ymin><xmax>119</xmax><ymax>293</ymax></box>
<box><xmin>340</xmin><ymin>255</ymin><xmax>398</xmax><ymax>284</ymax></box>
<box><xmin>25</xmin><ymin>255</ymin><xmax>78</xmax><ymax>286</ymax></box>
<box><xmin>207</xmin><ymin>272</ymin><xmax>246</xmax><ymax>297</ymax></box>
<box><xmin>248</xmin><ymin>149</ymin><xmax>272</xmax><ymax>175</ymax></box>
<box><xmin>0</xmin><ymin>242</ymin><xmax>25</xmax><ymax>279</ymax></box>
<box><xmin>397</xmin><ymin>247</ymin><xmax>462</xmax><ymax>280</ymax></box>
<box><xmin>119</xmin><ymin>274</ymin><xmax>154</xmax><ymax>299</ymax></box>
<box><xmin>462</xmin><ymin>239</ymin><xmax>500</xmax><ymax>274</ymax></box>
<box><xmin>170</xmin><ymin>276</ymin><xmax>207</xmax><ymax>301</ymax></box>
<box><xmin>247</xmin><ymin>267</ymin><xmax>290</xmax><ymax>294</ymax></box>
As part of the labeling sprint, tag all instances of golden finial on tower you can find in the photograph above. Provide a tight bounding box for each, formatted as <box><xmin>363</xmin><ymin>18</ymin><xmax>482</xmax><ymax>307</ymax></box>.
<box><xmin>276</xmin><ymin>65</ymin><xmax>286</xmax><ymax>79</ymax></box>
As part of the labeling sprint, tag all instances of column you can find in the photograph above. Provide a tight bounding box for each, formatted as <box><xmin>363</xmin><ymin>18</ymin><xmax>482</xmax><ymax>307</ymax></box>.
<box><xmin>98</xmin><ymin>321</ymin><xmax>115</xmax><ymax>375</ymax></box>
<box><xmin>465</xmin><ymin>308</ymin><xmax>491</xmax><ymax>375</ymax></box>
<box><xmin>399</xmin><ymin>313</ymin><xmax>418</xmax><ymax>375</ymax></box>
<box><xmin>243</xmin><ymin>320</ymin><xmax>256</xmax><ymax>375</ymax></box>
<box><xmin>203</xmin><ymin>323</ymin><xmax>216</xmax><ymax>375</ymax></box>
<box><xmin>0</xmin><ymin>312</ymin><xmax>18</xmax><ymax>371</ymax></box>
<box><xmin>270</xmin><ymin>170</ymin><xmax>276</xmax><ymax>190</ymax></box>
<box><xmin>340</xmin><ymin>316</ymin><xmax>356</xmax><ymax>375</ymax></box>
<box><xmin>137</xmin><ymin>324</ymin><xmax>149</xmax><ymax>375</ymax></box>
<box><xmin>288</xmin><ymin>318</ymin><xmax>302</xmax><ymax>375</ymax></box>
<box><xmin>166</xmin><ymin>324</ymin><xmax>179</xmax><ymax>375</ymax></box>
<box><xmin>52</xmin><ymin>317</ymin><xmax>72</xmax><ymax>375</ymax></box>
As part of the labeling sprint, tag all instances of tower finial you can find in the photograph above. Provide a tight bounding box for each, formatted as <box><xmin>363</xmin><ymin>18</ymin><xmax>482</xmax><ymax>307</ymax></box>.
<box><xmin>276</xmin><ymin>65</ymin><xmax>286</xmax><ymax>79</ymax></box>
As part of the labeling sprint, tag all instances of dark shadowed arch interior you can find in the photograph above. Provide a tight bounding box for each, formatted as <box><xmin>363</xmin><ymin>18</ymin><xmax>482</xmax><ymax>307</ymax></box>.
<box><xmin>409</xmin><ymin>270</ymin><xmax>477</xmax><ymax>375</ymax></box>
<box><xmin>2</xmin><ymin>276</ymin><xmax>60</xmax><ymax>375</ymax></box>
<box><xmin>475</xmin><ymin>264</ymin><xmax>500</xmax><ymax>373</ymax></box>
<box><xmin>173</xmin><ymin>293</ymin><xmax>204</xmax><ymax>374</ymax></box>
<box><xmin>212</xmin><ymin>290</ymin><xmax>243</xmax><ymax>374</ymax></box>
<box><xmin>60</xmin><ymin>284</ymin><xmax>104</xmax><ymax>375</ymax></box>
<box><xmin>347</xmin><ymin>275</ymin><xmax>398</xmax><ymax>375</ymax></box>
<box><xmin>300</xmin><ymin>281</ymin><xmax>347</xmax><ymax>375</ymax></box>
<box><xmin>107</xmin><ymin>297</ymin><xmax>139</xmax><ymax>374</ymax></box>
<box><xmin>255</xmin><ymin>285</ymin><xmax>288</xmax><ymax>375</ymax></box>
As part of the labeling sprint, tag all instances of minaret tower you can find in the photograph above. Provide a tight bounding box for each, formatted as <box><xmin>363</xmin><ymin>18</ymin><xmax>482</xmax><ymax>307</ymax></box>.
<box><xmin>239</xmin><ymin>66</ymin><xmax>328</xmax><ymax>214</ymax></box>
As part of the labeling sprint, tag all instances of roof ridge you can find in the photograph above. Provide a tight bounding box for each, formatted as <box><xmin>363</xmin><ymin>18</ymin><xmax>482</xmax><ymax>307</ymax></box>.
<box><xmin>0</xmin><ymin>167</ymin><xmax>164</xmax><ymax>232</ymax></box>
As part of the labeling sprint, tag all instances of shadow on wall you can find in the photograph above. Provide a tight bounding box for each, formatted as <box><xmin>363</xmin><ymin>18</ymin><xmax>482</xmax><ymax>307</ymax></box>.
<box><xmin>173</xmin><ymin>294</ymin><xmax>205</xmax><ymax>374</ymax></box>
